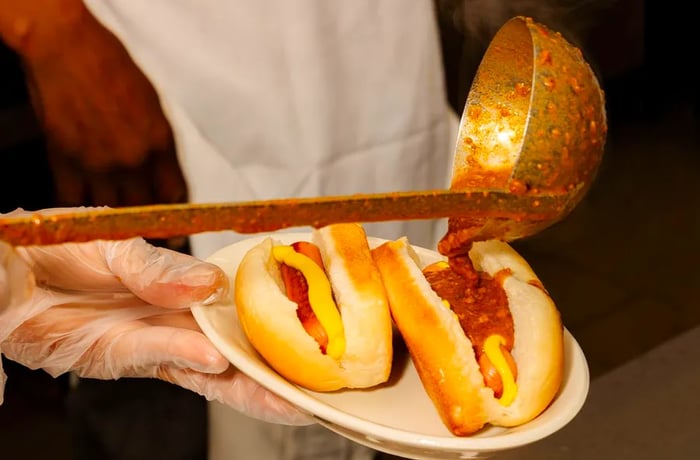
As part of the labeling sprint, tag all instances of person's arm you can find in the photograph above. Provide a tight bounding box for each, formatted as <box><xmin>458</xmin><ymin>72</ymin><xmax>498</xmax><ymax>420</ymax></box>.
<box><xmin>0</xmin><ymin>0</ymin><xmax>86</xmax><ymax>57</ymax></box>
<box><xmin>0</xmin><ymin>0</ymin><xmax>188</xmax><ymax>218</ymax></box>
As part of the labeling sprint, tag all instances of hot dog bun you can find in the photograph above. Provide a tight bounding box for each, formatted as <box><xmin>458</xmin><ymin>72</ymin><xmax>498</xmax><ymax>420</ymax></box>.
<box><xmin>234</xmin><ymin>223</ymin><xmax>393</xmax><ymax>392</ymax></box>
<box><xmin>371</xmin><ymin>237</ymin><xmax>563</xmax><ymax>435</ymax></box>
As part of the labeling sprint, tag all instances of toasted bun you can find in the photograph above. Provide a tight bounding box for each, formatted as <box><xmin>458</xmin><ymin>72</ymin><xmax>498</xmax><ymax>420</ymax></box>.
<box><xmin>371</xmin><ymin>238</ymin><xmax>563</xmax><ymax>435</ymax></box>
<box><xmin>234</xmin><ymin>223</ymin><xmax>392</xmax><ymax>391</ymax></box>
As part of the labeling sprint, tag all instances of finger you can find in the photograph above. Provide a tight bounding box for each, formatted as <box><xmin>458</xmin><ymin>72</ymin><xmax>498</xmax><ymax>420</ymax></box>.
<box><xmin>0</xmin><ymin>241</ymin><xmax>35</xmax><ymax>312</ymax></box>
<box><xmin>15</xmin><ymin>241</ymin><xmax>120</xmax><ymax>290</ymax></box>
<box><xmin>159</xmin><ymin>367</ymin><xmax>315</xmax><ymax>426</ymax></box>
<box><xmin>98</xmin><ymin>325</ymin><xmax>230</xmax><ymax>377</ymax></box>
<box><xmin>3</xmin><ymin>295</ymin><xmax>156</xmax><ymax>376</ymax></box>
<box><xmin>104</xmin><ymin>238</ymin><xmax>229</xmax><ymax>308</ymax></box>
<box><xmin>142</xmin><ymin>310</ymin><xmax>202</xmax><ymax>331</ymax></box>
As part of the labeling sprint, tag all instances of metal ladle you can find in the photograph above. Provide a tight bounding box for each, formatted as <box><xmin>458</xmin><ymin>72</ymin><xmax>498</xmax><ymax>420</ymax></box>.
<box><xmin>439</xmin><ymin>16</ymin><xmax>607</xmax><ymax>253</ymax></box>
<box><xmin>0</xmin><ymin>17</ymin><xmax>606</xmax><ymax>247</ymax></box>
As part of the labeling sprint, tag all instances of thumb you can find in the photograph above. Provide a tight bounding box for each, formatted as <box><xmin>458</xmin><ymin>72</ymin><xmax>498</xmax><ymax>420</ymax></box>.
<box><xmin>104</xmin><ymin>238</ymin><xmax>229</xmax><ymax>308</ymax></box>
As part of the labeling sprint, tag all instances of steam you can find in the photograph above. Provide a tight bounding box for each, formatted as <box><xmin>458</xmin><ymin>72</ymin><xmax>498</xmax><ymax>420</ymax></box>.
<box><xmin>436</xmin><ymin>0</ymin><xmax>617</xmax><ymax>46</ymax></box>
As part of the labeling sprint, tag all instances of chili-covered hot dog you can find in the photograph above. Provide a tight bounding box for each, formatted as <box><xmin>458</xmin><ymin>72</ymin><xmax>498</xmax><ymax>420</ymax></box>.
<box><xmin>234</xmin><ymin>223</ymin><xmax>393</xmax><ymax>391</ymax></box>
<box><xmin>371</xmin><ymin>237</ymin><xmax>563</xmax><ymax>436</ymax></box>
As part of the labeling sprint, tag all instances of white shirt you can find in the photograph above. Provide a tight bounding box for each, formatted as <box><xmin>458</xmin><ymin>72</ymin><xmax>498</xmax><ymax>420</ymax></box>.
<box><xmin>84</xmin><ymin>1</ymin><xmax>456</xmax><ymax>458</ymax></box>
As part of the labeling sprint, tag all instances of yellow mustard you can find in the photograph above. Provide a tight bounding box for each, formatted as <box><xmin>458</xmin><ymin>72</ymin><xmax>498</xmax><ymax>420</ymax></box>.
<box><xmin>483</xmin><ymin>334</ymin><xmax>517</xmax><ymax>406</ymax></box>
<box><xmin>272</xmin><ymin>245</ymin><xmax>346</xmax><ymax>360</ymax></box>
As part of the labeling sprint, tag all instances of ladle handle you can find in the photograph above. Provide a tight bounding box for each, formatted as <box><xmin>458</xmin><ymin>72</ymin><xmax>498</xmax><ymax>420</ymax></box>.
<box><xmin>0</xmin><ymin>190</ymin><xmax>568</xmax><ymax>246</ymax></box>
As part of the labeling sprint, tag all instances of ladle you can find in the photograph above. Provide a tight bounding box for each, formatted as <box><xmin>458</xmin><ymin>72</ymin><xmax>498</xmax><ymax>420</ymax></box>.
<box><xmin>0</xmin><ymin>16</ymin><xmax>606</xmax><ymax>247</ymax></box>
<box><xmin>440</xmin><ymin>16</ymin><xmax>606</xmax><ymax>253</ymax></box>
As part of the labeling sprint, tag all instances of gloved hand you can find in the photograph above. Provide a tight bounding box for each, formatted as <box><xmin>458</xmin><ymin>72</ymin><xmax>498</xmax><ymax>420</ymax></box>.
<box><xmin>0</xmin><ymin>213</ymin><xmax>312</xmax><ymax>426</ymax></box>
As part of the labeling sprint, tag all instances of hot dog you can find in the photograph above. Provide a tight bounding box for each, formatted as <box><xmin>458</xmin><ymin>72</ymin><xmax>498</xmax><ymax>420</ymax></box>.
<box><xmin>234</xmin><ymin>223</ymin><xmax>393</xmax><ymax>391</ymax></box>
<box><xmin>371</xmin><ymin>237</ymin><xmax>564</xmax><ymax>436</ymax></box>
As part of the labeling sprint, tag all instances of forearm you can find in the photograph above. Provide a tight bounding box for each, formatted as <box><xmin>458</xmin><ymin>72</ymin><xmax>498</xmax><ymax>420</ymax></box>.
<box><xmin>0</xmin><ymin>0</ymin><xmax>87</xmax><ymax>58</ymax></box>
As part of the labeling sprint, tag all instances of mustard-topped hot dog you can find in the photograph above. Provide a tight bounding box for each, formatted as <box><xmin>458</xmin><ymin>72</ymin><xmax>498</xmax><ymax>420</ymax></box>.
<box><xmin>234</xmin><ymin>223</ymin><xmax>393</xmax><ymax>391</ymax></box>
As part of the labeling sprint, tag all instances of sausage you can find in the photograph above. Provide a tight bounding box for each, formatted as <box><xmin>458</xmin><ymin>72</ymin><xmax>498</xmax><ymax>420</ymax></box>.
<box><xmin>279</xmin><ymin>241</ymin><xmax>330</xmax><ymax>353</ymax></box>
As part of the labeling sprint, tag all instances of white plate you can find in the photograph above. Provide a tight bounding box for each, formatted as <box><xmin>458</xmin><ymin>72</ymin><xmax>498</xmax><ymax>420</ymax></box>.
<box><xmin>192</xmin><ymin>233</ymin><xmax>590</xmax><ymax>460</ymax></box>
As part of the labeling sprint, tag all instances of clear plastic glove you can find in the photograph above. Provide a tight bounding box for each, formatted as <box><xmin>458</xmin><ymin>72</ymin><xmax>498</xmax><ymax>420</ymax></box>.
<box><xmin>0</xmin><ymin>240</ymin><xmax>34</xmax><ymax>313</ymax></box>
<box><xmin>0</xmin><ymin>211</ymin><xmax>312</xmax><ymax>426</ymax></box>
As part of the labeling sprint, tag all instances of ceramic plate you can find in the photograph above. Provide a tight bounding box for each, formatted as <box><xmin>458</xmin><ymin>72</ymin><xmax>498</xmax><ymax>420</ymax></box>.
<box><xmin>192</xmin><ymin>233</ymin><xmax>589</xmax><ymax>460</ymax></box>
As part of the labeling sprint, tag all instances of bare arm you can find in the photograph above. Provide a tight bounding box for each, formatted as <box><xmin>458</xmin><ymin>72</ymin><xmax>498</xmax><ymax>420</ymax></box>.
<box><xmin>0</xmin><ymin>0</ymin><xmax>86</xmax><ymax>57</ymax></box>
<box><xmin>0</xmin><ymin>0</ymin><xmax>188</xmax><ymax>232</ymax></box>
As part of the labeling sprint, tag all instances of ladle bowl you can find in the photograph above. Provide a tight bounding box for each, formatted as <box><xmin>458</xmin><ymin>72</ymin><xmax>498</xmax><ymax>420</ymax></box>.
<box><xmin>440</xmin><ymin>16</ymin><xmax>607</xmax><ymax>252</ymax></box>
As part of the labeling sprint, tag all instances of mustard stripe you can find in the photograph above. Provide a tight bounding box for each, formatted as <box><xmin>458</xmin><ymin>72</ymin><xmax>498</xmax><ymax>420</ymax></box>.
<box><xmin>483</xmin><ymin>334</ymin><xmax>518</xmax><ymax>406</ymax></box>
<box><xmin>272</xmin><ymin>245</ymin><xmax>346</xmax><ymax>359</ymax></box>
